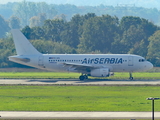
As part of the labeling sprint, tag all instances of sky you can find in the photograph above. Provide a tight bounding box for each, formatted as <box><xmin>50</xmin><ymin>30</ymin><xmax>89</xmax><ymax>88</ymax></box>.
<box><xmin>0</xmin><ymin>0</ymin><xmax>160</xmax><ymax>9</ymax></box>
<box><xmin>0</xmin><ymin>0</ymin><xmax>22</xmax><ymax>4</ymax></box>
<box><xmin>0</xmin><ymin>0</ymin><xmax>52</xmax><ymax>4</ymax></box>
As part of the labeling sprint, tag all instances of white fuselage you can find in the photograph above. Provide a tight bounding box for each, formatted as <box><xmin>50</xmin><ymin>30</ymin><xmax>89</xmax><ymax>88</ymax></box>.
<box><xmin>9</xmin><ymin>54</ymin><xmax>153</xmax><ymax>74</ymax></box>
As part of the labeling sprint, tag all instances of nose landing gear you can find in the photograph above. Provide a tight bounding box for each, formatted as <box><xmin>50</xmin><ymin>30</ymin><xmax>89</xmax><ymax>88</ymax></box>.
<box><xmin>129</xmin><ymin>72</ymin><xmax>133</xmax><ymax>80</ymax></box>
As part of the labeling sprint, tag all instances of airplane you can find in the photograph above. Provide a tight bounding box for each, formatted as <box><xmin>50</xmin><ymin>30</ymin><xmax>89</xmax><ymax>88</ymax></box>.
<box><xmin>9</xmin><ymin>29</ymin><xmax>153</xmax><ymax>80</ymax></box>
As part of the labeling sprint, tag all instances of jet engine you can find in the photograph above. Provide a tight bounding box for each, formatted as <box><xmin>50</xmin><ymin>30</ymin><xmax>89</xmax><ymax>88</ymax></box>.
<box><xmin>90</xmin><ymin>68</ymin><xmax>110</xmax><ymax>77</ymax></box>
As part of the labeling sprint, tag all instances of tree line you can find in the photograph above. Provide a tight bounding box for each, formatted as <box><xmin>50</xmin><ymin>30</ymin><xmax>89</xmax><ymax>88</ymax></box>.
<box><xmin>1</xmin><ymin>1</ymin><xmax>160</xmax><ymax>30</ymax></box>
<box><xmin>0</xmin><ymin>13</ymin><xmax>160</xmax><ymax>67</ymax></box>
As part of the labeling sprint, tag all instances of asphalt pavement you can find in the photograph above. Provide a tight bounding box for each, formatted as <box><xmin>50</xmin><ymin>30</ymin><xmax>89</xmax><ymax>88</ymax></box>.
<box><xmin>0</xmin><ymin>78</ymin><xmax>160</xmax><ymax>85</ymax></box>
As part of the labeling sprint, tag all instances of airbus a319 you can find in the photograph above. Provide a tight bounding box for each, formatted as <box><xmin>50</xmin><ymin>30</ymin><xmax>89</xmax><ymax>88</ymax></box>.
<box><xmin>9</xmin><ymin>29</ymin><xmax>153</xmax><ymax>80</ymax></box>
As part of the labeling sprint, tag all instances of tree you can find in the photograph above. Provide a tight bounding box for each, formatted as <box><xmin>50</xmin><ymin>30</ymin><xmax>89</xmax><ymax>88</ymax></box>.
<box><xmin>38</xmin><ymin>13</ymin><xmax>47</xmax><ymax>26</ymax></box>
<box><xmin>118</xmin><ymin>16</ymin><xmax>159</xmax><ymax>56</ymax></box>
<box><xmin>9</xmin><ymin>16</ymin><xmax>21</xmax><ymax>29</ymax></box>
<box><xmin>31</xmin><ymin>40</ymin><xmax>76</xmax><ymax>54</ymax></box>
<box><xmin>54</xmin><ymin>14</ymin><xmax>67</xmax><ymax>22</ymax></box>
<box><xmin>120</xmin><ymin>25</ymin><xmax>146</xmax><ymax>54</ymax></box>
<box><xmin>13</xmin><ymin>1</ymin><xmax>57</xmax><ymax>27</ymax></box>
<box><xmin>0</xmin><ymin>37</ymin><xmax>15</xmax><ymax>67</ymax></box>
<box><xmin>29</xmin><ymin>16</ymin><xmax>40</xmax><ymax>28</ymax></box>
<box><xmin>52</xmin><ymin>42</ymin><xmax>76</xmax><ymax>54</ymax></box>
<box><xmin>60</xmin><ymin>14</ymin><xmax>83</xmax><ymax>48</ymax></box>
<box><xmin>43</xmin><ymin>19</ymin><xmax>65</xmax><ymax>42</ymax></box>
<box><xmin>29</xmin><ymin>13</ymin><xmax>47</xmax><ymax>28</ymax></box>
<box><xmin>31</xmin><ymin>40</ymin><xmax>54</xmax><ymax>54</ymax></box>
<box><xmin>0</xmin><ymin>15</ymin><xmax>10</xmax><ymax>38</ymax></box>
<box><xmin>78</xmin><ymin>14</ymin><xmax>119</xmax><ymax>53</ymax></box>
<box><xmin>31</xmin><ymin>27</ymin><xmax>44</xmax><ymax>40</ymax></box>
<box><xmin>129</xmin><ymin>39</ymin><xmax>147</xmax><ymax>57</ymax></box>
<box><xmin>14</xmin><ymin>0</ymin><xmax>31</xmax><ymax>27</ymax></box>
<box><xmin>147</xmin><ymin>30</ymin><xmax>160</xmax><ymax>66</ymax></box>
<box><xmin>37</xmin><ymin>2</ymin><xmax>57</xmax><ymax>19</ymax></box>
<box><xmin>120</xmin><ymin>16</ymin><xmax>142</xmax><ymax>31</ymax></box>
<box><xmin>21</xmin><ymin>26</ymin><xmax>33</xmax><ymax>39</ymax></box>
<box><xmin>141</xmin><ymin>18</ymin><xmax>158</xmax><ymax>38</ymax></box>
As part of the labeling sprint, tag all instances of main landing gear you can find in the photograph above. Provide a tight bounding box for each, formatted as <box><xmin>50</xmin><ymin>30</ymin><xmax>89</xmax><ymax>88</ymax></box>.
<box><xmin>79</xmin><ymin>74</ymin><xmax>88</xmax><ymax>80</ymax></box>
<box><xmin>79</xmin><ymin>73</ymin><xmax>134</xmax><ymax>80</ymax></box>
<box><xmin>129</xmin><ymin>72</ymin><xmax>133</xmax><ymax>80</ymax></box>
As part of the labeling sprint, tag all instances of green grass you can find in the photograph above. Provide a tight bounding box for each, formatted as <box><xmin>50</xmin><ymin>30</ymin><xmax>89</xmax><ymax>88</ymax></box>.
<box><xmin>110</xmin><ymin>72</ymin><xmax>160</xmax><ymax>79</ymax></box>
<box><xmin>0</xmin><ymin>72</ymin><xmax>80</xmax><ymax>79</ymax></box>
<box><xmin>0</xmin><ymin>72</ymin><xmax>159</xmax><ymax>79</ymax></box>
<box><xmin>0</xmin><ymin>85</ymin><xmax>160</xmax><ymax>111</ymax></box>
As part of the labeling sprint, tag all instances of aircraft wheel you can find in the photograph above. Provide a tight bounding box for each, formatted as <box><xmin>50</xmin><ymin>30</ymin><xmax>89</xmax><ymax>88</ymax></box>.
<box><xmin>84</xmin><ymin>75</ymin><xmax>88</xmax><ymax>79</ymax></box>
<box><xmin>129</xmin><ymin>77</ymin><xmax>133</xmax><ymax>80</ymax></box>
<box><xmin>129</xmin><ymin>72</ymin><xmax>133</xmax><ymax>80</ymax></box>
<box><xmin>79</xmin><ymin>75</ymin><xmax>85</xmax><ymax>80</ymax></box>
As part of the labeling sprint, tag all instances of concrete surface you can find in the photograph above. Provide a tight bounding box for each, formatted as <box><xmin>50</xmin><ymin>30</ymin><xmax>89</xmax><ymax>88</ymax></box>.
<box><xmin>0</xmin><ymin>111</ymin><xmax>160</xmax><ymax>119</ymax></box>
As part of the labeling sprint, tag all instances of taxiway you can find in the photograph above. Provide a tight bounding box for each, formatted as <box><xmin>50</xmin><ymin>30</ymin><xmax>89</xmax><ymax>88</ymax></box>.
<box><xmin>1</xmin><ymin>111</ymin><xmax>160</xmax><ymax>119</ymax></box>
<box><xmin>0</xmin><ymin>78</ymin><xmax>160</xmax><ymax>85</ymax></box>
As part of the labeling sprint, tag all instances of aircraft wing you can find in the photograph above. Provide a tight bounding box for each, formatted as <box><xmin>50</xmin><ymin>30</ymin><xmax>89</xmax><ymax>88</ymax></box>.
<box><xmin>60</xmin><ymin>62</ymin><xmax>99</xmax><ymax>72</ymax></box>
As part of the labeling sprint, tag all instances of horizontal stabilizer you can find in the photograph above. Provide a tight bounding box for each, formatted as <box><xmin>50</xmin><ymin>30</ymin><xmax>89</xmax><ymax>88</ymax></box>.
<box><xmin>9</xmin><ymin>56</ymin><xmax>30</xmax><ymax>63</ymax></box>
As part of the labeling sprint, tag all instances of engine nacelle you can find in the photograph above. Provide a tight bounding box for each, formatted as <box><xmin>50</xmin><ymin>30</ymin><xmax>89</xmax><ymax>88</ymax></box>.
<box><xmin>90</xmin><ymin>68</ymin><xmax>110</xmax><ymax>77</ymax></box>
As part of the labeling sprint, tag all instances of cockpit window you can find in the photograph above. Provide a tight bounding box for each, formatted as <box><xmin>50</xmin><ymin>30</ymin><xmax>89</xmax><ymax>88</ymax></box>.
<box><xmin>139</xmin><ymin>59</ymin><xmax>146</xmax><ymax>62</ymax></box>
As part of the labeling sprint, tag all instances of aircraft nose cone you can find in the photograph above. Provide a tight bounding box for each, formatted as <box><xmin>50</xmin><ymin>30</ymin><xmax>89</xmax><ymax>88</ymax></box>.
<box><xmin>147</xmin><ymin>62</ymin><xmax>153</xmax><ymax>70</ymax></box>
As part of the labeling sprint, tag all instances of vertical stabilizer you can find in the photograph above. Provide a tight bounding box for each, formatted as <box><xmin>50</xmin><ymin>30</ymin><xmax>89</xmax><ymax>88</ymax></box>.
<box><xmin>11</xmin><ymin>29</ymin><xmax>41</xmax><ymax>55</ymax></box>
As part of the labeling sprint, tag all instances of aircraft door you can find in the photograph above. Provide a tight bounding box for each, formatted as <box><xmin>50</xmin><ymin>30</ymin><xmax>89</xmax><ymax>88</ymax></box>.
<box><xmin>38</xmin><ymin>56</ymin><xmax>44</xmax><ymax>68</ymax></box>
<box><xmin>128</xmin><ymin>56</ymin><xmax>133</xmax><ymax>66</ymax></box>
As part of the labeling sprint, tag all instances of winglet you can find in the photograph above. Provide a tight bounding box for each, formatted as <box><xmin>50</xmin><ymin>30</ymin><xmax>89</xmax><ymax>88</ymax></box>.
<box><xmin>11</xmin><ymin>29</ymin><xmax>41</xmax><ymax>55</ymax></box>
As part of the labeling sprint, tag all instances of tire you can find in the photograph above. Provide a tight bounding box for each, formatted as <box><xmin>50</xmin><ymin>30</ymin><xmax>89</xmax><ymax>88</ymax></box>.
<box><xmin>84</xmin><ymin>75</ymin><xmax>88</xmax><ymax>79</ymax></box>
<box><xmin>79</xmin><ymin>76</ymin><xmax>85</xmax><ymax>80</ymax></box>
<box><xmin>129</xmin><ymin>77</ymin><xmax>133</xmax><ymax>80</ymax></box>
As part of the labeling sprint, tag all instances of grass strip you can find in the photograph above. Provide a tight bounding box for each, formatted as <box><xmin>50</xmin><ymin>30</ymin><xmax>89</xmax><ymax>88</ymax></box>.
<box><xmin>0</xmin><ymin>85</ymin><xmax>159</xmax><ymax>111</ymax></box>
<box><xmin>0</xmin><ymin>72</ymin><xmax>159</xmax><ymax>79</ymax></box>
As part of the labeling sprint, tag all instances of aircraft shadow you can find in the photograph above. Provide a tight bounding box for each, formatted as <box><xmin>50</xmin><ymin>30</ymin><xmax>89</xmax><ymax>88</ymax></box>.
<box><xmin>76</xmin><ymin>79</ymin><xmax>160</xmax><ymax>83</ymax></box>
<box><xmin>27</xmin><ymin>79</ymin><xmax>58</xmax><ymax>83</ymax></box>
<box><xmin>27</xmin><ymin>79</ymin><xmax>80</xmax><ymax>83</ymax></box>
<box><xmin>26</xmin><ymin>79</ymin><xmax>160</xmax><ymax>83</ymax></box>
